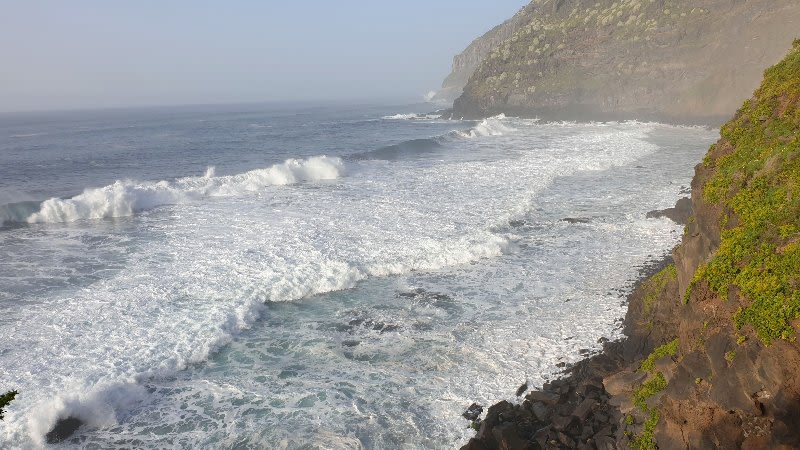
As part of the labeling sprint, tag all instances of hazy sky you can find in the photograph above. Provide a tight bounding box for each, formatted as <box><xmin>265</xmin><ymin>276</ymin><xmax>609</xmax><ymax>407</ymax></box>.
<box><xmin>0</xmin><ymin>1</ymin><xmax>528</xmax><ymax>112</ymax></box>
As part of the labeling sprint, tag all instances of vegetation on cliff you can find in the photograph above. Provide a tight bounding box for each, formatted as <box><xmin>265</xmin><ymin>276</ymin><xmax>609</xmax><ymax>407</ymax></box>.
<box><xmin>451</xmin><ymin>0</ymin><xmax>800</xmax><ymax>123</ymax></box>
<box><xmin>0</xmin><ymin>390</ymin><xmax>18</xmax><ymax>421</ymax></box>
<box><xmin>641</xmin><ymin>264</ymin><xmax>676</xmax><ymax>318</ymax></box>
<box><xmin>689</xmin><ymin>40</ymin><xmax>800</xmax><ymax>342</ymax></box>
<box><xmin>460</xmin><ymin>40</ymin><xmax>800</xmax><ymax>450</ymax></box>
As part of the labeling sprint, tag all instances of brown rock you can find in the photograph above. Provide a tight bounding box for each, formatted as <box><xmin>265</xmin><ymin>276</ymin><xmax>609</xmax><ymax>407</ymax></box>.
<box><xmin>462</xmin><ymin>438</ymin><xmax>490</xmax><ymax>450</ymax></box>
<box><xmin>527</xmin><ymin>391</ymin><xmax>560</xmax><ymax>406</ymax></box>
<box><xmin>594</xmin><ymin>435</ymin><xmax>617</xmax><ymax>450</ymax></box>
<box><xmin>603</xmin><ymin>370</ymin><xmax>646</xmax><ymax>397</ymax></box>
<box><xmin>572</xmin><ymin>398</ymin><xmax>596</xmax><ymax>422</ymax></box>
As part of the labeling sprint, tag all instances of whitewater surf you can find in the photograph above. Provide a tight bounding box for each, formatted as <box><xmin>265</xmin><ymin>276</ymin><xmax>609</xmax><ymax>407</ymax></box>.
<box><xmin>0</xmin><ymin>105</ymin><xmax>717</xmax><ymax>448</ymax></box>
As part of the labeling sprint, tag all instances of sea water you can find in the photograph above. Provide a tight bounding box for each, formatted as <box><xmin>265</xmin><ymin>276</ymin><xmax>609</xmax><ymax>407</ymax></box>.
<box><xmin>0</xmin><ymin>103</ymin><xmax>718</xmax><ymax>449</ymax></box>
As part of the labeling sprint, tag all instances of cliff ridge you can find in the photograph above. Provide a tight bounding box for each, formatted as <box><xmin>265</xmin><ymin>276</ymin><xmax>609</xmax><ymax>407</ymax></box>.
<box><xmin>447</xmin><ymin>0</ymin><xmax>800</xmax><ymax>124</ymax></box>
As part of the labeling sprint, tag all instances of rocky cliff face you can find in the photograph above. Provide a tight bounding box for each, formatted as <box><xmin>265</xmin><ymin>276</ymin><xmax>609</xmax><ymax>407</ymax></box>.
<box><xmin>461</xmin><ymin>41</ymin><xmax>800</xmax><ymax>450</ymax></box>
<box><xmin>643</xmin><ymin>38</ymin><xmax>800</xmax><ymax>450</ymax></box>
<box><xmin>433</xmin><ymin>6</ymin><xmax>531</xmax><ymax>103</ymax></box>
<box><xmin>450</xmin><ymin>0</ymin><xmax>800</xmax><ymax>124</ymax></box>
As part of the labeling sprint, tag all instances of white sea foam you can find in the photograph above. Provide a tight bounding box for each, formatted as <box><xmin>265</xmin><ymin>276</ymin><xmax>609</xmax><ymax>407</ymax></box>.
<box><xmin>26</xmin><ymin>155</ymin><xmax>344</xmax><ymax>223</ymax></box>
<box><xmin>382</xmin><ymin>113</ymin><xmax>442</xmax><ymax>120</ymax></box>
<box><xmin>456</xmin><ymin>114</ymin><xmax>515</xmax><ymax>138</ymax></box>
<box><xmin>0</xmin><ymin>116</ymin><xmax>720</xmax><ymax>448</ymax></box>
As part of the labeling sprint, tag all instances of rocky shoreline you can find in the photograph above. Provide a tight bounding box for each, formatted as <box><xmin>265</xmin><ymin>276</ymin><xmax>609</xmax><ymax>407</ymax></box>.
<box><xmin>459</xmin><ymin>224</ymin><xmax>680</xmax><ymax>450</ymax></box>
<box><xmin>459</xmin><ymin>41</ymin><xmax>800</xmax><ymax>449</ymax></box>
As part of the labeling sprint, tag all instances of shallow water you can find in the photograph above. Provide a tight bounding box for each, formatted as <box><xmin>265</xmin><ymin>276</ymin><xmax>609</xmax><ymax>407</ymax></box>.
<box><xmin>0</xmin><ymin>104</ymin><xmax>718</xmax><ymax>449</ymax></box>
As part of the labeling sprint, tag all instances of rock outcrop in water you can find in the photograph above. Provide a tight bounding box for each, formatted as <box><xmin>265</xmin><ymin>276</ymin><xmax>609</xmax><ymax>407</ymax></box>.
<box><xmin>461</xmin><ymin>40</ymin><xmax>800</xmax><ymax>449</ymax></box>
<box><xmin>444</xmin><ymin>0</ymin><xmax>800</xmax><ymax>124</ymax></box>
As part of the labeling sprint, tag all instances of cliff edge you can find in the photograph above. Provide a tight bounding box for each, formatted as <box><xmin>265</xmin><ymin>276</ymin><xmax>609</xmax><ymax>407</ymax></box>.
<box><xmin>449</xmin><ymin>0</ymin><xmax>800</xmax><ymax>124</ymax></box>
<box><xmin>432</xmin><ymin>6</ymin><xmax>530</xmax><ymax>103</ymax></box>
<box><xmin>461</xmin><ymin>40</ymin><xmax>800</xmax><ymax>449</ymax></box>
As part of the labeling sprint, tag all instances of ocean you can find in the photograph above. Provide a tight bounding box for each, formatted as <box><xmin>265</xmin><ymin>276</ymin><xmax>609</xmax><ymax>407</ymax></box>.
<box><xmin>0</xmin><ymin>103</ymin><xmax>718</xmax><ymax>449</ymax></box>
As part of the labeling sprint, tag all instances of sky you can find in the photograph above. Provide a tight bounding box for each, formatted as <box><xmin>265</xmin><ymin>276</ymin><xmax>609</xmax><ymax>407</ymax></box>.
<box><xmin>0</xmin><ymin>1</ymin><xmax>529</xmax><ymax>112</ymax></box>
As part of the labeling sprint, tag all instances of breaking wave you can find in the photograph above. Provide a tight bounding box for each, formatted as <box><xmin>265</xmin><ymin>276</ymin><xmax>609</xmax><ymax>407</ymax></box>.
<box><xmin>26</xmin><ymin>156</ymin><xmax>344</xmax><ymax>224</ymax></box>
<box><xmin>350</xmin><ymin>137</ymin><xmax>445</xmax><ymax>160</ymax></box>
<box><xmin>354</xmin><ymin>114</ymin><xmax>517</xmax><ymax>161</ymax></box>
<box><xmin>455</xmin><ymin>114</ymin><xmax>516</xmax><ymax>138</ymax></box>
<box><xmin>382</xmin><ymin>113</ymin><xmax>442</xmax><ymax>120</ymax></box>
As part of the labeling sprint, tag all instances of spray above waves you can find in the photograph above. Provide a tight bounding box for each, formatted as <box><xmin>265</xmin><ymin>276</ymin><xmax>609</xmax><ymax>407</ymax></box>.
<box><xmin>26</xmin><ymin>156</ymin><xmax>344</xmax><ymax>224</ymax></box>
<box><xmin>0</xmin><ymin>200</ymin><xmax>42</xmax><ymax>228</ymax></box>
<box><xmin>456</xmin><ymin>114</ymin><xmax>515</xmax><ymax>138</ymax></box>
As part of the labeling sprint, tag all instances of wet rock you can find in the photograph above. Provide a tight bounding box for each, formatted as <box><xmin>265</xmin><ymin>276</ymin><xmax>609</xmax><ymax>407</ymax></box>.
<box><xmin>527</xmin><ymin>391</ymin><xmax>559</xmax><ymax>406</ymax></box>
<box><xmin>516</xmin><ymin>381</ymin><xmax>529</xmax><ymax>397</ymax></box>
<box><xmin>492</xmin><ymin>423</ymin><xmax>535</xmax><ymax>450</ymax></box>
<box><xmin>45</xmin><ymin>417</ymin><xmax>83</xmax><ymax>444</ymax></box>
<box><xmin>462</xmin><ymin>438</ymin><xmax>489</xmax><ymax>450</ymax></box>
<box><xmin>646</xmin><ymin>197</ymin><xmax>693</xmax><ymax>225</ymax></box>
<box><xmin>463</xmin><ymin>403</ymin><xmax>484</xmax><ymax>421</ymax></box>
<box><xmin>561</xmin><ymin>217</ymin><xmax>591</xmax><ymax>224</ymax></box>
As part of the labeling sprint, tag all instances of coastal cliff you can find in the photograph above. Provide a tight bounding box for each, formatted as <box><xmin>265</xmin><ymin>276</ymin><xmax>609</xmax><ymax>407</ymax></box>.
<box><xmin>461</xmin><ymin>41</ymin><xmax>800</xmax><ymax>449</ymax></box>
<box><xmin>446</xmin><ymin>0</ymin><xmax>800</xmax><ymax>124</ymax></box>
<box><xmin>433</xmin><ymin>6</ymin><xmax>530</xmax><ymax>103</ymax></box>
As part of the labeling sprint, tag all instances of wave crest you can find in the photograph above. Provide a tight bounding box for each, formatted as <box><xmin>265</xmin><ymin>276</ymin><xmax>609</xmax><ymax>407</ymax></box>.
<box><xmin>382</xmin><ymin>113</ymin><xmax>442</xmax><ymax>120</ymax></box>
<box><xmin>456</xmin><ymin>114</ymin><xmax>515</xmax><ymax>138</ymax></box>
<box><xmin>27</xmin><ymin>156</ymin><xmax>344</xmax><ymax>224</ymax></box>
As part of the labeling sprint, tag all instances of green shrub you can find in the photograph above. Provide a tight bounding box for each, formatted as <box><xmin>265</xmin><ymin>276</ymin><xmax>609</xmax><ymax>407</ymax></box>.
<box><xmin>0</xmin><ymin>390</ymin><xmax>18</xmax><ymax>421</ymax></box>
<box><xmin>639</xmin><ymin>338</ymin><xmax>680</xmax><ymax>373</ymax></box>
<box><xmin>631</xmin><ymin>409</ymin><xmax>660</xmax><ymax>450</ymax></box>
<box><xmin>631</xmin><ymin>372</ymin><xmax>668</xmax><ymax>450</ymax></box>
<box><xmin>689</xmin><ymin>40</ymin><xmax>800</xmax><ymax>342</ymax></box>
<box><xmin>642</xmin><ymin>264</ymin><xmax>677</xmax><ymax>314</ymax></box>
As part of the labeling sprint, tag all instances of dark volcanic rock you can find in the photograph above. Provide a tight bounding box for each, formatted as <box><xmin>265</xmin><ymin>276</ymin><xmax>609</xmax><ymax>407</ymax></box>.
<box><xmin>646</xmin><ymin>197</ymin><xmax>693</xmax><ymax>225</ymax></box>
<box><xmin>45</xmin><ymin>417</ymin><xmax>83</xmax><ymax>444</ymax></box>
<box><xmin>460</xmin><ymin>338</ymin><xmax>628</xmax><ymax>450</ymax></box>
<box><xmin>463</xmin><ymin>403</ymin><xmax>484</xmax><ymax>421</ymax></box>
<box><xmin>561</xmin><ymin>217</ymin><xmax>591</xmax><ymax>224</ymax></box>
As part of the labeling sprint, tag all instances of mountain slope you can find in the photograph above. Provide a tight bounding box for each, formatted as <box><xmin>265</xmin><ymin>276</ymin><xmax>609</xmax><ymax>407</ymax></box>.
<box><xmin>449</xmin><ymin>0</ymin><xmax>800</xmax><ymax>124</ymax></box>
<box><xmin>432</xmin><ymin>6</ymin><xmax>531</xmax><ymax>103</ymax></box>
